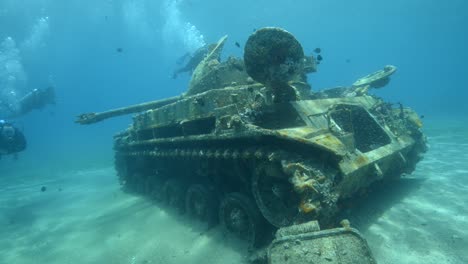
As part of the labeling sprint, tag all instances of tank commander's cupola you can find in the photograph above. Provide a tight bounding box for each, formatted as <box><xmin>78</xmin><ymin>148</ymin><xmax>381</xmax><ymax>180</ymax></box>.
<box><xmin>244</xmin><ymin>27</ymin><xmax>305</xmax><ymax>103</ymax></box>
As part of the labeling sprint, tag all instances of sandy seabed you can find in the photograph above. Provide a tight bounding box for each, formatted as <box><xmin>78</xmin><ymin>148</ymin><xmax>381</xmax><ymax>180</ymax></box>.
<box><xmin>1</xmin><ymin>119</ymin><xmax>467</xmax><ymax>264</ymax></box>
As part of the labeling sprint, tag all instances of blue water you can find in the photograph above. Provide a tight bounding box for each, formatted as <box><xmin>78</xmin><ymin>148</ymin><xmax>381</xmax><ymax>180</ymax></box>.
<box><xmin>1</xmin><ymin>0</ymin><xmax>467</xmax><ymax>169</ymax></box>
<box><xmin>1</xmin><ymin>1</ymin><xmax>467</xmax><ymax>263</ymax></box>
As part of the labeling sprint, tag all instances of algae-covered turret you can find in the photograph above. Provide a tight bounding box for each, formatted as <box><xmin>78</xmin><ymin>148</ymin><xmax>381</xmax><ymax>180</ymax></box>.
<box><xmin>77</xmin><ymin>27</ymin><xmax>426</xmax><ymax>264</ymax></box>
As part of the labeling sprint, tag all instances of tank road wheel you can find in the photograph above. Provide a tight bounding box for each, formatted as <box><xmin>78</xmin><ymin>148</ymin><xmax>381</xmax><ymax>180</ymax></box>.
<box><xmin>252</xmin><ymin>164</ymin><xmax>299</xmax><ymax>227</ymax></box>
<box><xmin>114</xmin><ymin>153</ymin><xmax>129</xmax><ymax>186</ymax></box>
<box><xmin>219</xmin><ymin>193</ymin><xmax>262</xmax><ymax>246</ymax></box>
<box><xmin>146</xmin><ymin>175</ymin><xmax>163</xmax><ymax>201</ymax></box>
<box><xmin>162</xmin><ymin>179</ymin><xmax>186</xmax><ymax>212</ymax></box>
<box><xmin>132</xmin><ymin>173</ymin><xmax>147</xmax><ymax>194</ymax></box>
<box><xmin>185</xmin><ymin>184</ymin><xmax>218</xmax><ymax>226</ymax></box>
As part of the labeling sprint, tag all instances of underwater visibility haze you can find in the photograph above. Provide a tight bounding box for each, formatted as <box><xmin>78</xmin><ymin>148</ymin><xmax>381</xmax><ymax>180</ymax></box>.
<box><xmin>0</xmin><ymin>0</ymin><xmax>467</xmax><ymax>263</ymax></box>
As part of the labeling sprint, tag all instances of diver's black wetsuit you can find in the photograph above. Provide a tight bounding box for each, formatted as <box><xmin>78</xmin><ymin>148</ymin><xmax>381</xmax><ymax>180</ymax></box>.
<box><xmin>0</xmin><ymin>122</ymin><xmax>27</xmax><ymax>157</ymax></box>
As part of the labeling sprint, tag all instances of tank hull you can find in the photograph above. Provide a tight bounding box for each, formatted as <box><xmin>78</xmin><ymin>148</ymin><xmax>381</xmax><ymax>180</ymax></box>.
<box><xmin>114</xmin><ymin>83</ymin><xmax>426</xmax><ymax>234</ymax></box>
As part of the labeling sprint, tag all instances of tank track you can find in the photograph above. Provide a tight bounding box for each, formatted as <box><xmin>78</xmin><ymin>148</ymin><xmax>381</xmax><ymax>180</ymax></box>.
<box><xmin>116</xmin><ymin>143</ymin><xmax>340</xmax><ymax>231</ymax></box>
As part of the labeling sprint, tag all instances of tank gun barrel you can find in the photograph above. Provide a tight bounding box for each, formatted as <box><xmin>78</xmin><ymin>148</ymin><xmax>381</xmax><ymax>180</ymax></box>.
<box><xmin>75</xmin><ymin>95</ymin><xmax>182</xmax><ymax>125</ymax></box>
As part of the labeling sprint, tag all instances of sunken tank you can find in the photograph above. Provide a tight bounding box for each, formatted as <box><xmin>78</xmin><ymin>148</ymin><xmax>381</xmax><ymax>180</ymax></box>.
<box><xmin>77</xmin><ymin>28</ymin><xmax>426</xmax><ymax>263</ymax></box>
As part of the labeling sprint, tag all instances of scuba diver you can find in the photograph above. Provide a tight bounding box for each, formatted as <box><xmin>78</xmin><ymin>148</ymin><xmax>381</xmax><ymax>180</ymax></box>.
<box><xmin>0</xmin><ymin>120</ymin><xmax>26</xmax><ymax>159</ymax></box>
<box><xmin>0</xmin><ymin>86</ymin><xmax>55</xmax><ymax>118</ymax></box>
<box><xmin>172</xmin><ymin>43</ymin><xmax>218</xmax><ymax>79</ymax></box>
<box><xmin>0</xmin><ymin>86</ymin><xmax>54</xmax><ymax>159</ymax></box>
<box><xmin>6</xmin><ymin>86</ymin><xmax>56</xmax><ymax>118</ymax></box>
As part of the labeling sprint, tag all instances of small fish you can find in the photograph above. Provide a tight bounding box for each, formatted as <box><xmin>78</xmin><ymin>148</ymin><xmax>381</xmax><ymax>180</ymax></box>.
<box><xmin>235</xmin><ymin>42</ymin><xmax>240</xmax><ymax>48</ymax></box>
<box><xmin>317</xmin><ymin>54</ymin><xmax>323</xmax><ymax>61</ymax></box>
<box><xmin>345</xmin><ymin>58</ymin><xmax>351</xmax><ymax>63</ymax></box>
<box><xmin>253</xmin><ymin>28</ymin><xmax>257</xmax><ymax>32</ymax></box>
<box><xmin>41</xmin><ymin>186</ymin><xmax>47</xmax><ymax>192</ymax></box>
<box><xmin>420</xmin><ymin>115</ymin><xmax>425</xmax><ymax>119</ymax></box>
<box><xmin>116</xmin><ymin>48</ymin><xmax>123</xmax><ymax>53</ymax></box>
<box><xmin>313</xmin><ymin>48</ymin><xmax>321</xmax><ymax>53</ymax></box>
